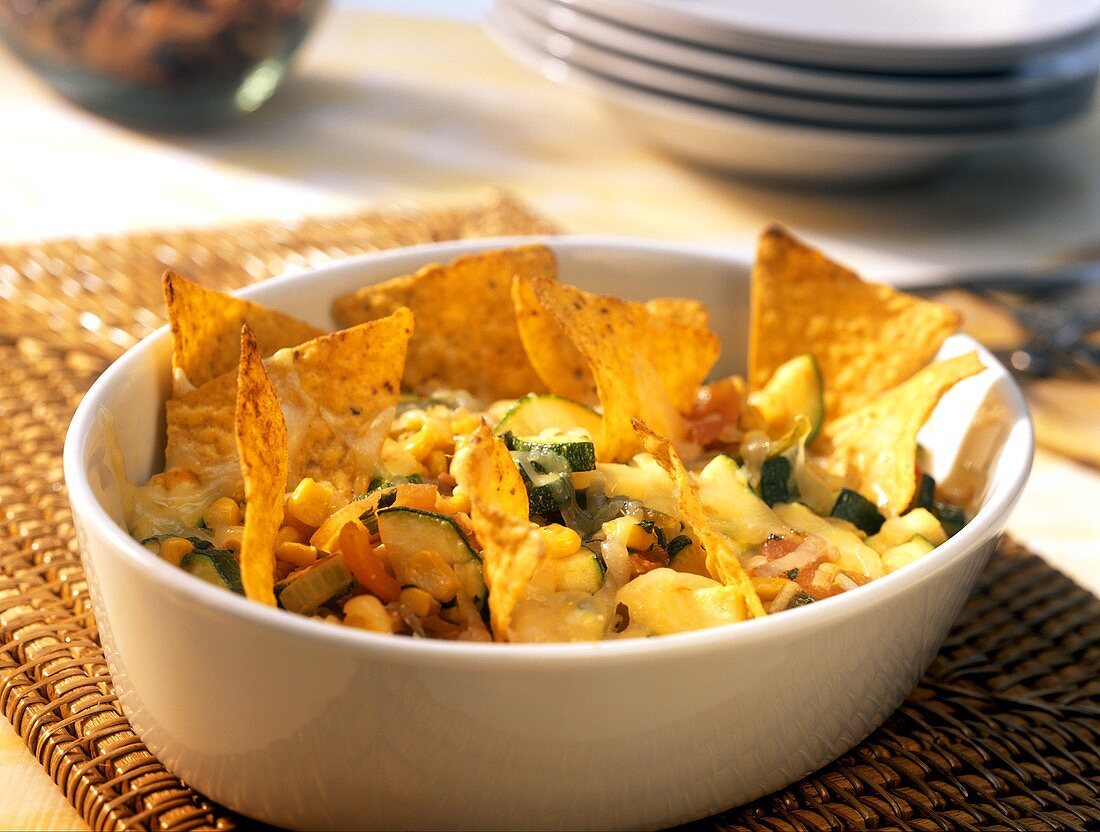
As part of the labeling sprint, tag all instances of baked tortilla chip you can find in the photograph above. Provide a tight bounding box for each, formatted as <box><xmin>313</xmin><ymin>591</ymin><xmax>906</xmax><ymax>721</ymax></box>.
<box><xmin>515</xmin><ymin>275</ymin><xmax>720</xmax><ymax>461</ymax></box>
<box><xmin>633</xmin><ymin>420</ymin><xmax>765</xmax><ymax>618</ymax></box>
<box><xmin>235</xmin><ymin>326</ymin><xmax>287</xmax><ymax>606</ymax></box>
<box><xmin>452</xmin><ymin>422</ymin><xmax>539</xmax><ymax>641</ymax></box>
<box><xmin>332</xmin><ymin>245</ymin><xmax>556</xmax><ymax>400</ymax></box>
<box><xmin>816</xmin><ymin>351</ymin><xmax>985</xmax><ymax>516</ymax></box>
<box><xmin>164</xmin><ymin>309</ymin><xmax>414</xmax><ymax>499</ymax></box>
<box><xmin>749</xmin><ymin>227</ymin><xmax>960</xmax><ymax>420</ymax></box>
<box><xmin>163</xmin><ymin>271</ymin><xmax>323</xmax><ymax>393</ymax></box>
<box><xmin>453</xmin><ymin>421</ymin><xmax>529</xmax><ymax>520</ymax></box>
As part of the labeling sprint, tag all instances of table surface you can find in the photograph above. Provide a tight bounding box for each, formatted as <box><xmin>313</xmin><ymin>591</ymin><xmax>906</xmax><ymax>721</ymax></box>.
<box><xmin>2</xmin><ymin>5</ymin><xmax>1099</xmax><ymax>829</ymax></box>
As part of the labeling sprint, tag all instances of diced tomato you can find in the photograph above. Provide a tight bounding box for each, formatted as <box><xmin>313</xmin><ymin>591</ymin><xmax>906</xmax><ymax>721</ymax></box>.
<box><xmin>391</xmin><ymin>483</ymin><xmax>440</xmax><ymax>512</ymax></box>
<box><xmin>762</xmin><ymin>533</ymin><xmax>806</xmax><ymax>560</ymax></box>
<box><xmin>628</xmin><ymin>549</ymin><xmax>669</xmax><ymax>580</ymax></box>
<box><xmin>684</xmin><ymin>378</ymin><xmax>743</xmax><ymax>446</ymax></box>
<box><xmin>339</xmin><ymin>522</ymin><xmax>402</xmax><ymax>603</ymax></box>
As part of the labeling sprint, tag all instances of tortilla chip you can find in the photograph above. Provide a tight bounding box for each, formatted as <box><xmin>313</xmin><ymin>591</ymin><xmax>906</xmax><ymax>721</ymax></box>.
<box><xmin>633</xmin><ymin>420</ymin><xmax>765</xmax><ymax>618</ymax></box>
<box><xmin>816</xmin><ymin>351</ymin><xmax>985</xmax><ymax>515</ymax></box>
<box><xmin>452</xmin><ymin>422</ymin><xmax>539</xmax><ymax>641</ymax></box>
<box><xmin>164</xmin><ymin>309</ymin><xmax>414</xmax><ymax>499</ymax></box>
<box><xmin>469</xmin><ymin>504</ymin><xmax>546</xmax><ymax>642</ymax></box>
<box><xmin>644</xmin><ymin>297</ymin><xmax>711</xmax><ymax>330</ymax></box>
<box><xmin>515</xmin><ymin>275</ymin><xmax>720</xmax><ymax>461</ymax></box>
<box><xmin>453</xmin><ymin>421</ymin><xmax>529</xmax><ymax>520</ymax></box>
<box><xmin>163</xmin><ymin>271</ymin><xmax>323</xmax><ymax>393</ymax></box>
<box><xmin>749</xmin><ymin>227</ymin><xmax>960</xmax><ymax>420</ymax></box>
<box><xmin>235</xmin><ymin>325</ymin><xmax>287</xmax><ymax>606</ymax></box>
<box><xmin>332</xmin><ymin>245</ymin><xmax>556</xmax><ymax>400</ymax></box>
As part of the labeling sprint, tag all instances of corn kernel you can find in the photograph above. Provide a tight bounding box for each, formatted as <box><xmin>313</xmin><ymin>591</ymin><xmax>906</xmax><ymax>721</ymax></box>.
<box><xmin>277</xmin><ymin>541</ymin><xmax>319</xmax><ymax>568</ymax></box>
<box><xmin>404</xmin><ymin>424</ymin><xmax>443</xmax><ymax>461</ymax></box>
<box><xmin>277</xmin><ymin>525</ymin><xmax>305</xmax><ymax>547</ymax></box>
<box><xmin>286</xmin><ymin>477</ymin><xmax>335</xmax><ymax>528</ymax></box>
<box><xmin>402</xmin><ymin>550</ymin><xmax>460</xmax><ymax>602</ymax></box>
<box><xmin>444</xmin><ymin>487</ymin><xmax>471</xmax><ymax>515</ymax></box>
<box><xmin>159</xmin><ymin>536</ymin><xmax>193</xmax><ymax>566</ymax></box>
<box><xmin>424</xmin><ymin>449</ymin><xmax>448</xmax><ymax>478</ymax></box>
<box><xmin>602</xmin><ymin>517</ymin><xmax>655</xmax><ymax>552</ymax></box>
<box><xmin>203</xmin><ymin>497</ymin><xmax>241</xmax><ymax>530</ymax></box>
<box><xmin>214</xmin><ymin>525</ymin><xmax>244</xmax><ymax>551</ymax></box>
<box><xmin>399</xmin><ymin>586</ymin><xmax>436</xmax><ymax>618</ymax></box>
<box><xmin>539</xmin><ymin>524</ymin><xmax>583</xmax><ymax>559</ymax></box>
<box><xmin>344</xmin><ymin>595</ymin><xmax>394</xmax><ymax>633</ymax></box>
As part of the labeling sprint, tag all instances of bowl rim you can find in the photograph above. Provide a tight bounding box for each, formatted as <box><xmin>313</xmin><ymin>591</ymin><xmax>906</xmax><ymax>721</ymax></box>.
<box><xmin>63</xmin><ymin>234</ymin><xmax>1035</xmax><ymax>667</ymax></box>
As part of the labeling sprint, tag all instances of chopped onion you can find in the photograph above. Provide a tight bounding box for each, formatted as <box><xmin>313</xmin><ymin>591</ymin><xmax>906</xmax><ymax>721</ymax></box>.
<box><xmin>601</xmin><ymin>537</ymin><xmax>631</xmax><ymax>587</ymax></box>
<box><xmin>835</xmin><ymin>573</ymin><xmax>860</xmax><ymax>592</ymax></box>
<box><xmin>766</xmin><ymin>581</ymin><xmax>800</xmax><ymax>614</ymax></box>
<box><xmin>754</xmin><ymin>536</ymin><xmax>828</xmax><ymax>578</ymax></box>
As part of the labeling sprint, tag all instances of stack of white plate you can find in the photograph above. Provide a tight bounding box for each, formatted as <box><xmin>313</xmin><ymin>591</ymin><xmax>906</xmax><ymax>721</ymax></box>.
<box><xmin>487</xmin><ymin>0</ymin><xmax>1100</xmax><ymax>184</ymax></box>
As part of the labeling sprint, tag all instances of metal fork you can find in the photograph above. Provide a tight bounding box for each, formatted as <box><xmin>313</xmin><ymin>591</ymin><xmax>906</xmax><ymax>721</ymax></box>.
<box><xmin>909</xmin><ymin>260</ymin><xmax>1100</xmax><ymax>381</ymax></box>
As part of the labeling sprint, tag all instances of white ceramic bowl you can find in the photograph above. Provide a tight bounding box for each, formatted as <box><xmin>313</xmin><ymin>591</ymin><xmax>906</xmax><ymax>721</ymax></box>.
<box><xmin>64</xmin><ymin>237</ymin><xmax>1033</xmax><ymax>831</ymax></box>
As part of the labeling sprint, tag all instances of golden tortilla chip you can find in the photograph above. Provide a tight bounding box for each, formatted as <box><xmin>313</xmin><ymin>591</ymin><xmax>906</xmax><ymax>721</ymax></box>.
<box><xmin>164</xmin><ymin>309</ymin><xmax>414</xmax><ymax>499</ymax></box>
<box><xmin>235</xmin><ymin>325</ymin><xmax>287</xmax><ymax>606</ymax></box>
<box><xmin>453</xmin><ymin>421</ymin><xmax>529</xmax><ymax>520</ymax></box>
<box><xmin>644</xmin><ymin>297</ymin><xmax>711</xmax><ymax>330</ymax></box>
<box><xmin>452</xmin><ymin>422</ymin><xmax>539</xmax><ymax>641</ymax></box>
<box><xmin>515</xmin><ymin>275</ymin><xmax>720</xmax><ymax>461</ymax></box>
<box><xmin>469</xmin><ymin>504</ymin><xmax>546</xmax><ymax>642</ymax></box>
<box><xmin>816</xmin><ymin>351</ymin><xmax>985</xmax><ymax>516</ymax></box>
<box><xmin>749</xmin><ymin>227</ymin><xmax>960</xmax><ymax>420</ymax></box>
<box><xmin>332</xmin><ymin>245</ymin><xmax>556</xmax><ymax>400</ymax></box>
<box><xmin>163</xmin><ymin>271</ymin><xmax>323</xmax><ymax>393</ymax></box>
<box><xmin>633</xmin><ymin>420</ymin><xmax>765</xmax><ymax>618</ymax></box>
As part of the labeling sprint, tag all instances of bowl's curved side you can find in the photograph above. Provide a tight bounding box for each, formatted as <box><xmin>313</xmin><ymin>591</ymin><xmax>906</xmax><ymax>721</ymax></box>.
<box><xmin>64</xmin><ymin>236</ymin><xmax>1033</xmax><ymax>830</ymax></box>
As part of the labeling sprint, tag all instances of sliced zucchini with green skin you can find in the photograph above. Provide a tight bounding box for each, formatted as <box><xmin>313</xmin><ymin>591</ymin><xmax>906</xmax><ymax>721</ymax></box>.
<box><xmin>180</xmin><ymin>549</ymin><xmax>243</xmax><ymax>594</ymax></box>
<box><xmin>277</xmin><ymin>553</ymin><xmax>355</xmax><ymax>616</ymax></box>
<box><xmin>697</xmin><ymin>454</ymin><xmax>786</xmax><ymax>546</ymax></box>
<box><xmin>667</xmin><ymin>536</ymin><xmax>708</xmax><ymax>577</ymax></box>
<box><xmin>750</xmin><ymin>354</ymin><xmax>825</xmax><ymax>444</ymax></box>
<box><xmin>511</xmin><ymin>450</ymin><xmax>575</xmax><ymax>517</ymax></box>
<box><xmin>495</xmin><ymin>393</ymin><xmax>601</xmax><ymax>439</ymax></box>
<box><xmin>550</xmin><ymin>550</ymin><xmax>605</xmax><ymax>594</ymax></box>
<box><xmin>377</xmin><ymin>507</ymin><xmax>489</xmax><ymax>611</ymax></box>
<box><xmin>867</xmin><ymin>508</ymin><xmax>946</xmax><ymax>553</ymax></box>
<box><xmin>830</xmin><ymin>489</ymin><xmax>885</xmax><ymax>535</ymax></box>
<box><xmin>931</xmin><ymin>501</ymin><xmax>966</xmax><ymax>538</ymax></box>
<box><xmin>881</xmin><ymin>535</ymin><xmax>936</xmax><ymax>573</ymax></box>
<box><xmin>909</xmin><ymin>473</ymin><xmax>936</xmax><ymax>511</ymax></box>
<box><xmin>510</xmin><ymin>435</ymin><xmax>596</xmax><ymax>472</ymax></box>
<box><xmin>773</xmin><ymin>501</ymin><xmax>883</xmax><ymax>580</ymax></box>
<box><xmin>759</xmin><ymin>456</ymin><xmax>797</xmax><ymax>507</ymax></box>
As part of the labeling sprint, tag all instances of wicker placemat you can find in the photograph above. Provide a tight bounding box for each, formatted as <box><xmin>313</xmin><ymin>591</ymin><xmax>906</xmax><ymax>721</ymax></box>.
<box><xmin>0</xmin><ymin>194</ymin><xmax>1096</xmax><ymax>831</ymax></box>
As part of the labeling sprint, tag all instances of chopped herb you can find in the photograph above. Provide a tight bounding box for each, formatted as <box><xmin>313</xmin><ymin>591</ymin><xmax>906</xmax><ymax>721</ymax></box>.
<box><xmin>377</xmin><ymin>490</ymin><xmax>398</xmax><ymax>509</ymax></box>
<box><xmin>788</xmin><ymin>591</ymin><xmax>816</xmax><ymax>608</ymax></box>
<box><xmin>786</xmin><ymin>568</ymin><xmax>799</xmax><ymax>580</ymax></box>
<box><xmin>666</xmin><ymin>535</ymin><xmax>692</xmax><ymax>559</ymax></box>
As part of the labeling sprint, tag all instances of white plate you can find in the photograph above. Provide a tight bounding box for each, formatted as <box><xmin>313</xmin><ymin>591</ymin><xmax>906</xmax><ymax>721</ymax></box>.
<box><xmin>489</xmin><ymin>21</ymin><xmax>1078</xmax><ymax>185</ymax></box>
<box><xmin>509</xmin><ymin>0</ymin><xmax>1100</xmax><ymax>104</ymax></box>
<box><xmin>495</xmin><ymin>2</ymin><xmax>1098</xmax><ymax>133</ymax></box>
<box><xmin>558</xmin><ymin>0</ymin><xmax>1100</xmax><ymax>72</ymax></box>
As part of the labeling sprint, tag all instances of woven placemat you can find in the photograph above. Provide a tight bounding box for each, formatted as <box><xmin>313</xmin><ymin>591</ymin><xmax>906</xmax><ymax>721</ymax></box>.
<box><xmin>0</xmin><ymin>194</ymin><xmax>1097</xmax><ymax>831</ymax></box>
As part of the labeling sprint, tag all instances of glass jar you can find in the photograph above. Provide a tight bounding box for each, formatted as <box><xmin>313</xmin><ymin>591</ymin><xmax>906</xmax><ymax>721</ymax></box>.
<box><xmin>0</xmin><ymin>0</ymin><xmax>326</xmax><ymax>126</ymax></box>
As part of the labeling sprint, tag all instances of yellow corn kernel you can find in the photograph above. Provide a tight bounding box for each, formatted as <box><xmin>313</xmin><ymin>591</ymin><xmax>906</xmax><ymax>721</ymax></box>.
<box><xmin>404</xmin><ymin>424</ymin><xmax>444</xmax><ymax>461</ymax></box>
<box><xmin>344</xmin><ymin>595</ymin><xmax>394</xmax><ymax>633</ymax></box>
<box><xmin>286</xmin><ymin>477</ymin><xmax>335</xmax><ymax>528</ymax></box>
<box><xmin>203</xmin><ymin>497</ymin><xmax>241</xmax><ymax>530</ymax></box>
<box><xmin>276</xmin><ymin>525</ymin><xmax>305</xmax><ymax>547</ymax></box>
<box><xmin>424</xmin><ymin>449</ymin><xmax>449</xmax><ymax>478</ymax></box>
<box><xmin>751</xmin><ymin>576</ymin><xmax>791</xmax><ymax>602</ymax></box>
<box><xmin>403</xmin><ymin>550</ymin><xmax>460</xmax><ymax>602</ymax></box>
<box><xmin>539</xmin><ymin>524</ymin><xmax>583</xmax><ymax>559</ymax></box>
<box><xmin>159</xmin><ymin>536</ymin><xmax>193</xmax><ymax>566</ymax></box>
<box><xmin>277</xmin><ymin>541</ymin><xmax>319</xmax><ymax>568</ymax></box>
<box><xmin>214</xmin><ymin>525</ymin><xmax>244</xmax><ymax>552</ymax></box>
<box><xmin>602</xmin><ymin>516</ymin><xmax>655</xmax><ymax>552</ymax></box>
<box><xmin>399</xmin><ymin>586</ymin><xmax>437</xmax><ymax>618</ymax></box>
<box><xmin>444</xmin><ymin>487</ymin><xmax>471</xmax><ymax>515</ymax></box>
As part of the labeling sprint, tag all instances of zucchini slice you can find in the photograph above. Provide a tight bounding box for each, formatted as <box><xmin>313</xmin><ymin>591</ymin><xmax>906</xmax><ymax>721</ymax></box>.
<box><xmin>376</xmin><ymin>507</ymin><xmax>488</xmax><ymax>611</ymax></box>
<box><xmin>881</xmin><ymin>535</ymin><xmax>936</xmax><ymax>573</ymax></box>
<box><xmin>547</xmin><ymin>550</ymin><xmax>605</xmax><ymax>594</ymax></box>
<box><xmin>830</xmin><ymin>489</ymin><xmax>885</xmax><ymax>535</ymax></box>
<box><xmin>509</xmin><ymin>434</ymin><xmax>596</xmax><ymax>472</ymax></box>
<box><xmin>909</xmin><ymin>473</ymin><xmax>936</xmax><ymax>511</ymax></box>
<box><xmin>759</xmin><ymin>456</ymin><xmax>796</xmax><ymax>507</ymax></box>
<box><xmin>277</xmin><ymin>553</ymin><xmax>354</xmax><ymax>615</ymax></box>
<box><xmin>867</xmin><ymin>508</ymin><xmax>946</xmax><ymax>553</ymax></box>
<box><xmin>495</xmin><ymin>393</ymin><xmax>601</xmax><ymax>439</ymax></box>
<box><xmin>931</xmin><ymin>501</ymin><xmax>966</xmax><ymax>538</ymax></box>
<box><xmin>696</xmin><ymin>454</ymin><xmax>786</xmax><ymax>546</ymax></box>
<box><xmin>180</xmin><ymin>549</ymin><xmax>243</xmax><ymax>594</ymax></box>
<box><xmin>749</xmin><ymin>354</ymin><xmax>825</xmax><ymax>444</ymax></box>
<box><xmin>511</xmin><ymin>450</ymin><xmax>575</xmax><ymax>517</ymax></box>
